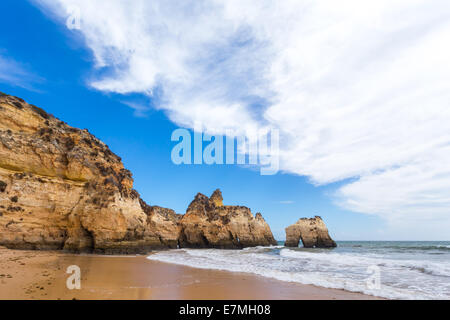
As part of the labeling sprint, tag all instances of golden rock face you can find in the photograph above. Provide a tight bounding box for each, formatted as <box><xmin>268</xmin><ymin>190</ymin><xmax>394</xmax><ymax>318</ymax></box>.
<box><xmin>0</xmin><ymin>93</ymin><xmax>278</xmax><ymax>253</ymax></box>
<box><xmin>0</xmin><ymin>94</ymin><xmax>177</xmax><ymax>253</ymax></box>
<box><xmin>178</xmin><ymin>190</ymin><xmax>277</xmax><ymax>249</ymax></box>
<box><xmin>210</xmin><ymin>189</ymin><xmax>224</xmax><ymax>207</ymax></box>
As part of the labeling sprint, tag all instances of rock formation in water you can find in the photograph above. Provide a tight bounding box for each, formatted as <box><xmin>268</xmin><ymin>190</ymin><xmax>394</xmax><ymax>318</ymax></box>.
<box><xmin>178</xmin><ymin>189</ymin><xmax>277</xmax><ymax>248</ymax></box>
<box><xmin>285</xmin><ymin>216</ymin><xmax>336</xmax><ymax>248</ymax></box>
<box><xmin>0</xmin><ymin>93</ymin><xmax>179</xmax><ymax>253</ymax></box>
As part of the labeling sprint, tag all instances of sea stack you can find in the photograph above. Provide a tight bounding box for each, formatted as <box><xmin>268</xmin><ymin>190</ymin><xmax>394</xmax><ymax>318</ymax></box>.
<box><xmin>285</xmin><ymin>216</ymin><xmax>336</xmax><ymax>248</ymax></box>
<box><xmin>0</xmin><ymin>93</ymin><xmax>179</xmax><ymax>253</ymax></box>
<box><xmin>178</xmin><ymin>189</ymin><xmax>277</xmax><ymax>248</ymax></box>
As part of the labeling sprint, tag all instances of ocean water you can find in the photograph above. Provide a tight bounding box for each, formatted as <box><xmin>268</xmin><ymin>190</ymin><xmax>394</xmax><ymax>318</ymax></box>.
<box><xmin>147</xmin><ymin>241</ymin><xmax>450</xmax><ymax>299</ymax></box>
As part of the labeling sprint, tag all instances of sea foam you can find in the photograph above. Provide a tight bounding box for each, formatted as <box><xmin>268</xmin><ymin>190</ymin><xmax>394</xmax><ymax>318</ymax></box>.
<box><xmin>147</xmin><ymin>242</ymin><xmax>450</xmax><ymax>300</ymax></box>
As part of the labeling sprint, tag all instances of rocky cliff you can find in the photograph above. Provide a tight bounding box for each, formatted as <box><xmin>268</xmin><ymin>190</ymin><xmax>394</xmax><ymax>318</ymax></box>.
<box><xmin>285</xmin><ymin>216</ymin><xmax>336</xmax><ymax>248</ymax></box>
<box><xmin>178</xmin><ymin>189</ymin><xmax>277</xmax><ymax>248</ymax></box>
<box><xmin>0</xmin><ymin>93</ymin><xmax>179</xmax><ymax>253</ymax></box>
<box><xmin>0</xmin><ymin>93</ymin><xmax>277</xmax><ymax>253</ymax></box>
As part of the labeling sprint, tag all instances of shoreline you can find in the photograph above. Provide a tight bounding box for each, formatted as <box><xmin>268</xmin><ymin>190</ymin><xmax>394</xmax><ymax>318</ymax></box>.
<box><xmin>0</xmin><ymin>247</ymin><xmax>382</xmax><ymax>300</ymax></box>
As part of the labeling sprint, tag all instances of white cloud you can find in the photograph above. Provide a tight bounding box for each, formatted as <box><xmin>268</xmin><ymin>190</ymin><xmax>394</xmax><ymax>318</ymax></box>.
<box><xmin>34</xmin><ymin>0</ymin><xmax>450</xmax><ymax>238</ymax></box>
<box><xmin>0</xmin><ymin>54</ymin><xmax>42</xmax><ymax>90</ymax></box>
<box><xmin>278</xmin><ymin>201</ymin><xmax>295</xmax><ymax>205</ymax></box>
<box><xmin>120</xmin><ymin>101</ymin><xmax>151</xmax><ymax>118</ymax></box>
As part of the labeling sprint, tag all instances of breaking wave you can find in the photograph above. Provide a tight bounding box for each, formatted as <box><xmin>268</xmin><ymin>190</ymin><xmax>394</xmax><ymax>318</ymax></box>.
<box><xmin>147</xmin><ymin>241</ymin><xmax>450</xmax><ymax>300</ymax></box>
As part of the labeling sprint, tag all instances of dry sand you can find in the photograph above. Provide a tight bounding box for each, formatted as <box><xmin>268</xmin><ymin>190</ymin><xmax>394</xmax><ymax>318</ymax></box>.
<box><xmin>0</xmin><ymin>247</ymin><xmax>381</xmax><ymax>300</ymax></box>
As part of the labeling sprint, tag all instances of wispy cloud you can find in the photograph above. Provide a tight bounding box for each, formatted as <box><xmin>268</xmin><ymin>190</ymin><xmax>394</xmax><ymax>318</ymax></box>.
<box><xmin>0</xmin><ymin>53</ymin><xmax>43</xmax><ymax>90</ymax></box>
<box><xmin>34</xmin><ymin>0</ymin><xmax>450</xmax><ymax>238</ymax></box>
<box><xmin>278</xmin><ymin>201</ymin><xmax>295</xmax><ymax>205</ymax></box>
<box><xmin>120</xmin><ymin>100</ymin><xmax>151</xmax><ymax>118</ymax></box>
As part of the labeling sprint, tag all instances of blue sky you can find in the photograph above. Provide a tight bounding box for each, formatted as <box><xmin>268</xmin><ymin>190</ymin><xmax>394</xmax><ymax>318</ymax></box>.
<box><xmin>2</xmin><ymin>0</ymin><xmax>450</xmax><ymax>240</ymax></box>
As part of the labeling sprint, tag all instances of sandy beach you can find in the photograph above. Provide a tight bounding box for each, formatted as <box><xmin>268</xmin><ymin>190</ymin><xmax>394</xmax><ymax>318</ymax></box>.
<box><xmin>0</xmin><ymin>247</ymin><xmax>381</xmax><ymax>300</ymax></box>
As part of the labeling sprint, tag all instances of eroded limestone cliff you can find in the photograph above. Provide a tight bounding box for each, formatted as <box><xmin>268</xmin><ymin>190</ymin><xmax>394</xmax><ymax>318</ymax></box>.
<box><xmin>0</xmin><ymin>93</ymin><xmax>178</xmax><ymax>253</ymax></box>
<box><xmin>285</xmin><ymin>216</ymin><xmax>336</xmax><ymax>248</ymax></box>
<box><xmin>178</xmin><ymin>189</ymin><xmax>277</xmax><ymax>248</ymax></box>
<box><xmin>0</xmin><ymin>93</ymin><xmax>278</xmax><ymax>253</ymax></box>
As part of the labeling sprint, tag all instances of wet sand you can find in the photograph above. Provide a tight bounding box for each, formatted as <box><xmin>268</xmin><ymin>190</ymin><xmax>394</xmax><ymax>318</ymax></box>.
<box><xmin>0</xmin><ymin>247</ymin><xmax>381</xmax><ymax>300</ymax></box>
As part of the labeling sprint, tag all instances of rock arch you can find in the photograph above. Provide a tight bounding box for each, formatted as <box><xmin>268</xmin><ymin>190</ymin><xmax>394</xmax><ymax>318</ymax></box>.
<box><xmin>285</xmin><ymin>216</ymin><xmax>336</xmax><ymax>248</ymax></box>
